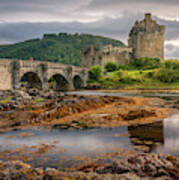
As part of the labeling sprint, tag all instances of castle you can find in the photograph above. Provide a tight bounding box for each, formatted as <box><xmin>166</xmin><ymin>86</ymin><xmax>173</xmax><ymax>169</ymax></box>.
<box><xmin>82</xmin><ymin>13</ymin><xmax>165</xmax><ymax>68</ymax></box>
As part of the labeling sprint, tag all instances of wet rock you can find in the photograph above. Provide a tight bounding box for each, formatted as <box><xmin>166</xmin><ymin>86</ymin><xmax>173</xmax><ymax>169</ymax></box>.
<box><xmin>27</xmin><ymin>88</ymin><xmax>40</xmax><ymax>97</ymax></box>
<box><xmin>0</xmin><ymin>160</ymin><xmax>43</xmax><ymax>180</ymax></box>
<box><xmin>144</xmin><ymin>163</ymin><xmax>157</xmax><ymax>176</ymax></box>
<box><xmin>0</xmin><ymin>153</ymin><xmax>178</xmax><ymax>179</ymax></box>
<box><xmin>16</xmin><ymin>90</ymin><xmax>32</xmax><ymax>100</ymax></box>
<box><xmin>156</xmin><ymin>168</ymin><xmax>169</xmax><ymax>177</ymax></box>
<box><xmin>96</xmin><ymin>161</ymin><xmax>130</xmax><ymax>174</ymax></box>
<box><xmin>133</xmin><ymin>145</ymin><xmax>150</xmax><ymax>153</ymax></box>
<box><xmin>44</xmin><ymin>168</ymin><xmax>61</xmax><ymax>179</ymax></box>
<box><xmin>123</xmin><ymin>109</ymin><xmax>156</xmax><ymax>120</ymax></box>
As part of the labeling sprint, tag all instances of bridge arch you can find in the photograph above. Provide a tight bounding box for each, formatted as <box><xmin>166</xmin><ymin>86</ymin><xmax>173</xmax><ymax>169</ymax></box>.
<box><xmin>49</xmin><ymin>74</ymin><xmax>69</xmax><ymax>91</ymax></box>
<box><xmin>73</xmin><ymin>75</ymin><xmax>84</xmax><ymax>89</ymax></box>
<box><xmin>20</xmin><ymin>72</ymin><xmax>42</xmax><ymax>89</ymax></box>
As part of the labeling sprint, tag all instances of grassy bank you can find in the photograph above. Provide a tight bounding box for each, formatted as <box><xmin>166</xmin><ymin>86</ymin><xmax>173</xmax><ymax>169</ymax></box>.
<box><xmin>88</xmin><ymin>59</ymin><xmax>179</xmax><ymax>90</ymax></box>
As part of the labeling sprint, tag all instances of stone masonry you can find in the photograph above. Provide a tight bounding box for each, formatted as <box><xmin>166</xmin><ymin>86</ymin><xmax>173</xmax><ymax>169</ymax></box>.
<box><xmin>0</xmin><ymin>59</ymin><xmax>88</xmax><ymax>90</ymax></box>
<box><xmin>82</xmin><ymin>13</ymin><xmax>165</xmax><ymax>68</ymax></box>
<box><xmin>82</xmin><ymin>45</ymin><xmax>132</xmax><ymax>68</ymax></box>
<box><xmin>128</xmin><ymin>13</ymin><xmax>165</xmax><ymax>59</ymax></box>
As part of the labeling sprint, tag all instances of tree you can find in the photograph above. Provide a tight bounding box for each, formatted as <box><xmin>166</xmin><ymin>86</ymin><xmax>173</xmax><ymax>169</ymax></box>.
<box><xmin>164</xmin><ymin>59</ymin><xmax>179</xmax><ymax>69</ymax></box>
<box><xmin>155</xmin><ymin>68</ymin><xmax>179</xmax><ymax>83</ymax></box>
<box><xmin>105</xmin><ymin>62</ymin><xmax>118</xmax><ymax>72</ymax></box>
<box><xmin>89</xmin><ymin>65</ymin><xmax>103</xmax><ymax>81</ymax></box>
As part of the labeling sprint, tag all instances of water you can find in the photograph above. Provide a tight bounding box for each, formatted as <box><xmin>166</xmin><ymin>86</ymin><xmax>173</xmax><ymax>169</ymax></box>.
<box><xmin>68</xmin><ymin>90</ymin><xmax>179</xmax><ymax>97</ymax></box>
<box><xmin>0</xmin><ymin>114</ymin><xmax>178</xmax><ymax>168</ymax></box>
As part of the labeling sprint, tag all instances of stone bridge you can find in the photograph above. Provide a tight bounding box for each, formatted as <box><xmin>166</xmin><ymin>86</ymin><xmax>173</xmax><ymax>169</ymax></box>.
<box><xmin>0</xmin><ymin>59</ymin><xmax>88</xmax><ymax>91</ymax></box>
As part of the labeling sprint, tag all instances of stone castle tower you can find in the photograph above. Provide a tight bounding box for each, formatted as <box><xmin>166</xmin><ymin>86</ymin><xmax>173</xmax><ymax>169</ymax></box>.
<box><xmin>82</xmin><ymin>13</ymin><xmax>165</xmax><ymax>68</ymax></box>
<box><xmin>128</xmin><ymin>13</ymin><xmax>165</xmax><ymax>59</ymax></box>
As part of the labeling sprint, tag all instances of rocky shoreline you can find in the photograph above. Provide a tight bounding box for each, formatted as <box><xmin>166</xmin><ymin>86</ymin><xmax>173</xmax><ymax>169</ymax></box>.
<box><xmin>0</xmin><ymin>89</ymin><xmax>178</xmax><ymax>131</ymax></box>
<box><xmin>0</xmin><ymin>153</ymin><xmax>178</xmax><ymax>179</ymax></box>
<box><xmin>0</xmin><ymin>89</ymin><xmax>179</xmax><ymax>179</ymax></box>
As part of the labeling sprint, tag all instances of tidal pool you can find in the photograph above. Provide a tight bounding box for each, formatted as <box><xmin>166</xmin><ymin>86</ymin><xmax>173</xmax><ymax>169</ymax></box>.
<box><xmin>0</xmin><ymin>114</ymin><xmax>178</xmax><ymax>169</ymax></box>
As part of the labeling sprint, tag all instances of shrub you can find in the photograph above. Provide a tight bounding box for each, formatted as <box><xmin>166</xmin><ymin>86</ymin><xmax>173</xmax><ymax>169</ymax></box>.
<box><xmin>155</xmin><ymin>68</ymin><xmax>179</xmax><ymax>83</ymax></box>
<box><xmin>119</xmin><ymin>76</ymin><xmax>141</xmax><ymax>84</ymax></box>
<box><xmin>133</xmin><ymin>57</ymin><xmax>161</xmax><ymax>70</ymax></box>
<box><xmin>105</xmin><ymin>62</ymin><xmax>118</xmax><ymax>72</ymax></box>
<box><xmin>120</xmin><ymin>57</ymin><xmax>161</xmax><ymax>70</ymax></box>
<box><xmin>164</xmin><ymin>59</ymin><xmax>179</xmax><ymax>69</ymax></box>
<box><xmin>147</xmin><ymin>71</ymin><xmax>155</xmax><ymax>78</ymax></box>
<box><xmin>88</xmin><ymin>65</ymin><xmax>103</xmax><ymax>81</ymax></box>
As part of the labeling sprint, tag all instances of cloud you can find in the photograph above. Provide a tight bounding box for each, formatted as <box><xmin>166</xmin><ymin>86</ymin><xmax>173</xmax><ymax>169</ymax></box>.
<box><xmin>0</xmin><ymin>0</ymin><xmax>179</xmax><ymax>58</ymax></box>
<box><xmin>165</xmin><ymin>41</ymin><xmax>179</xmax><ymax>59</ymax></box>
<box><xmin>0</xmin><ymin>0</ymin><xmax>179</xmax><ymax>23</ymax></box>
<box><xmin>0</xmin><ymin>12</ymin><xmax>142</xmax><ymax>45</ymax></box>
<box><xmin>87</xmin><ymin>0</ymin><xmax>179</xmax><ymax>20</ymax></box>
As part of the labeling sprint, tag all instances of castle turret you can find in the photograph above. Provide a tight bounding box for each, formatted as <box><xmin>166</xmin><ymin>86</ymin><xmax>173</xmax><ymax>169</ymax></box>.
<box><xmin>128</xmin><ymin>13</ymin><xmax>165</xmax><ymax>60</ymax></box>
<box><xmin>145</xmin><ymin>13</ymin><xmax>151</xmax><ymax>30</ymax></box>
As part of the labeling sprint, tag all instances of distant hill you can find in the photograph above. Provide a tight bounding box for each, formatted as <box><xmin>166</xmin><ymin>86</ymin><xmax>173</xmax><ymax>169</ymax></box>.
<box><xmin>0</xmin><ymin>33</ymin><xmax>125</xmax><ymax>66</ymax></box>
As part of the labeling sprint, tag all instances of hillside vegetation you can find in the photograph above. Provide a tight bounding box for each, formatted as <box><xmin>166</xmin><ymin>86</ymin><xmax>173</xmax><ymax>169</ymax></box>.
<box><xmin>0</xmin><ymin>33</ymin><xmax>125</xmax><ymax>66</ymax></box>
<box><xmin>88</xmin><ymin>58</ymin><xmax>179</xmax><ymax>89</ymax></box>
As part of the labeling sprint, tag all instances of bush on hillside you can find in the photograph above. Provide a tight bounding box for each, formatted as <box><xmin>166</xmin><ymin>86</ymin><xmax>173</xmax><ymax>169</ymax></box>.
<box><xmin>89</xmin><ymin>65</ymin><xmax>103</xmax><ymax>81</ymax></box>
<box><xmin>164</xmin><ymin>59</ymin><xmax>179</xmax><ymax>69</ymax></box>
<box><xmin>119</xmin><ymin>57</ymin><xmax>161</xmax><ymax>70</ymax></box>
<box><xmin>155</xmin><ymin>68</ymin><xmax>179</xmax><ymax>83</ymax></box>
<box><xmin>105</xmin><ymin>62</ymin><xmax>118</xmax><ymax>72</ymax></box>
<box><xmin>133</xmin><ymin>57</ymin><xmax>161</xmax><ymax>70</ymax></box>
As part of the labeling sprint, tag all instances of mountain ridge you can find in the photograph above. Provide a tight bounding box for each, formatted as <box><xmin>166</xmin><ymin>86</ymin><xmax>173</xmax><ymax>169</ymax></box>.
<box><xmin>0</xmin><ymin>33</ymin><xmax>125</xmax><ymax>66</ymax></box>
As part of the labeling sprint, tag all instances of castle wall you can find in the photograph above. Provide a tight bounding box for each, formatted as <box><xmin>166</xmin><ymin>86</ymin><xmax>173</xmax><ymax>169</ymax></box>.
<box><xmin>128</xmin><ymin>13</ymin><xmax>165</xmax><ymax>60</ymax></box>
<box><xmin>82</xmin><ymin>45</ymin><xmax>132</xmax><ymax>68</ymax></box>
<box><xmin>82</xmin><ymin>13</ymin><xmax>165</xmax><ymax>68</ymax></box>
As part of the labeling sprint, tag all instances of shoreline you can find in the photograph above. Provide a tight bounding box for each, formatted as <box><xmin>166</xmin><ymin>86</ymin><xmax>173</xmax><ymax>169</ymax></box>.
<box><xmin>0</xmin><ymin>90</ymin><xmax>178</xmax><ymax>179</ymax></box>
<box><xmin>0</xmin><ymin>92</ymin><xmax>178</xmax><ymax>131</ymax></box>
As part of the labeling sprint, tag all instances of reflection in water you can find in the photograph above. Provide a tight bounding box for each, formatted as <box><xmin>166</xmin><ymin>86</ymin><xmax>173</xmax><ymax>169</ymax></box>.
<box><xmin>0</xmin><ymin>127</ymin><xmax>132</xmax><ymax>155</ymax></box>
<box><xmin>164</xmin><ymin>115</ymin><xmax>179</xmax><ymax>148</ymax></box>
<box><xmin>128</xmin><ymin>121</ymin><xmax>164</xmax><ymax>153</ymax></box>
<box><xmin>0</xmin><ymin>114</ymin><xmax>178</xmax><ymax>167</ymax></box>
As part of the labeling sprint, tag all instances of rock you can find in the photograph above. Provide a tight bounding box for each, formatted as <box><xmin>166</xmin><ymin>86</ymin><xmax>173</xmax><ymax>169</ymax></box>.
<box><xmin>0</xmin><ymin>160</ymin><xmax>43</xmax><ymax>180</ymax></box>
<box><xmin>96</xmin><ymin>161</ymin><xmax>130</xmax><ymax>174</ymax></box>
<box><xmin>123</xmin><ymin>109</ymin><xmax>156</xmax><ymax>120</ymax></box>
<box><xmin>16</xmin><ymin>90</ymin><xmax>32</xmax><ymax>100</ymax></box>
<box><xmin>156</xmin><ymin>168</ymin><xmax>169</xmax><ymax>177</ymax></box>
<box><xmin>144</xmin><ymin>163</ymin><xmax>157</xmax><ymax>176</ymax></box>
<box><xmin>44</xmin><ymin>168</ymin><xmax>60</xmax><ymax>178</ymax></box>
<box><xmin>27</xmin><ymin>88</ymin><xmax>39</xmax><ymax>97</ymax></box>
<box><xmin>133</xmin><ymin>145</ymin><xmax>150</xmax><ymax>153</ymax></box>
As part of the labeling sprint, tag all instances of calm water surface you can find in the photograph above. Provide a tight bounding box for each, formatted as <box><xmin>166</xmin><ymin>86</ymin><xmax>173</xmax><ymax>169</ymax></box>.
<box><xmin>68</xmin><ymin>90</ymin><xmax>179</xmax><ymax>97</ymax></box>
<box><xmin>0</xmin><ymin>114</ymin><xmax>178</xmax><ymax>168</ymax></box>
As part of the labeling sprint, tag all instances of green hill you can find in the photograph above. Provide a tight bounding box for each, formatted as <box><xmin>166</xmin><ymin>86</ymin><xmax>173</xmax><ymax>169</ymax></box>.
<box><xmin>0</xmin><ymin>33</ymin><xmax>125</xmax><ymax>66</ymax></box>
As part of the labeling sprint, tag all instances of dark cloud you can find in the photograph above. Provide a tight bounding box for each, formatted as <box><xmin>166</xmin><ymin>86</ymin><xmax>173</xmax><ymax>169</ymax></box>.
<box><xmin>0</xmin><ymin>0</ymin><xmax>179</xmax><ymax>22</ymax></box>
<box><xmin>0</xmin><ymin>0</ymin><xmax>179</xmax><ymax>58</ymax></box>
<box><xmin>0</xmin><ymin>13</ymin><xmax>143</xmax><ymax>44</ymax></box>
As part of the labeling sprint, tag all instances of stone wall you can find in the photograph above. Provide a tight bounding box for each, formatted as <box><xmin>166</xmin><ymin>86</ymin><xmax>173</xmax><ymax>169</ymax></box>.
<box><xmin>82</xmin><ymin>13</ymin><xmax>165</xmax><ymax>68</ymax></box>
<box><xmin>0</xmin><ymin>60</ymin><xmax>12</xmax><ymax>90</ymax></box>
<box><xmin>0</xmin><ymin>59</ymin><xmax>88</xmax><ymax>90</ymax></box>
<box><xmin>128</xmin><ymin>13</ymin><xmax>165</xmax><ymax>59</ymax></box>
<box><xmin>82</xmin><ymin>45</ymin><xmax>132</xmax><ymax>68</ymax></box>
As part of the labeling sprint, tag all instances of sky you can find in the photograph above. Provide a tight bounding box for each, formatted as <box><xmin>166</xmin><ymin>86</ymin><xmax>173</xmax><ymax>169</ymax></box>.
<box><xmin>0</xmin><ymin>0</ymin><xmax>179</xmax><ymax>59</ymax></box>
